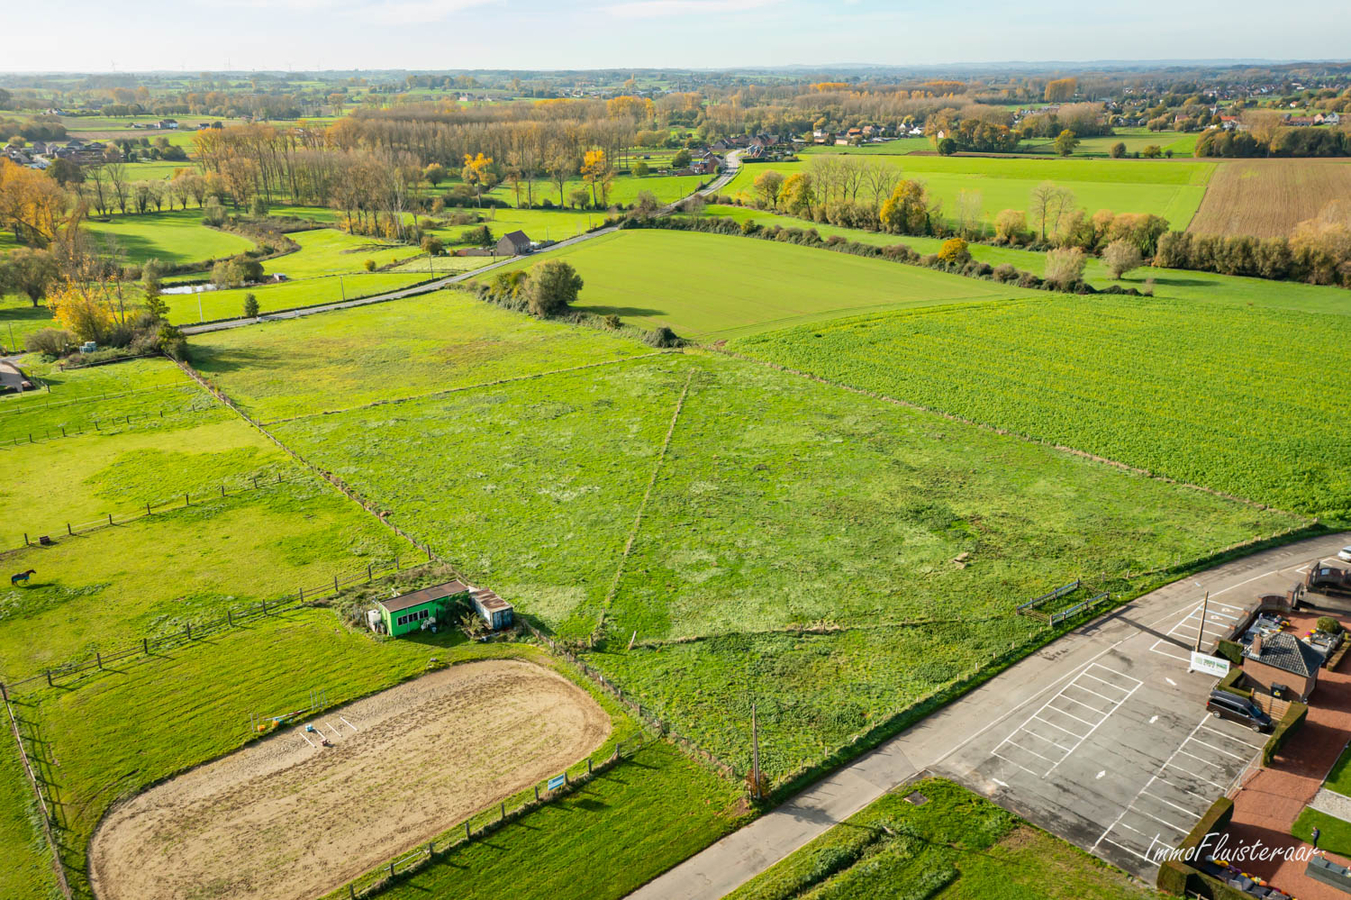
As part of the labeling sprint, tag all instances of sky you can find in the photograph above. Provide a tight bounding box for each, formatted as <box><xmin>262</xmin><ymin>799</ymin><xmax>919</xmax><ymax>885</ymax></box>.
<box><xmin>8</xmin><ymin>0</ymin><xmax>1351</xmax><ymax>73</ymax></box>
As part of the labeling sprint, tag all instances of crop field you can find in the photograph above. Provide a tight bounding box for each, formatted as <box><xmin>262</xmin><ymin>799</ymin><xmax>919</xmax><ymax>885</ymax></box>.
<box><xmin>90</xmin><ymin>659</ymin><xmax>612</xmax><ymax>900</ymax></box>
<box><xmin>722</xmin><ymin>154</ymin><xmax>1215</xmax><ymax>231</ymax></box>
<box><xmin>1187</xmin><ymin>158</ymin><xmax>1351</xmax><ymax>238</ymax></box>
<box><xmin>164</xmin><ymin>272</ymin><xmax>433</xmax><ymax>324</ymax></box>
<box><xmin>484</xmin><ymin>230</ymin><xmax>1017</xmax><ymax>339</ymax></box>
<box><xmin>242</xmin><ymin>343</ymin><xmax>1292</xmax><ymax>780</ymax></box>
<box><xmin>732</xmin><ymin>295</ymin><xmax>1351</xmax><ymax>517</ymax></box>
<box><xmin>726</xmin><ymin>779</ymin><xmax>1156</xmax><ymax>900</ymax></box>
<box><xmin>696</xmin><ymin>205</ymin><xmax>1351</xmax><ymax>317</ymax></box>
<box><xmin>82</xmin><ymin>209</ymin><xmax>256</xmax><ymax>266</ymax></box>
<box><xmin>189</xmin><ymin>289</ymin><xmax>652</xmax><ymax>421</ymax></box>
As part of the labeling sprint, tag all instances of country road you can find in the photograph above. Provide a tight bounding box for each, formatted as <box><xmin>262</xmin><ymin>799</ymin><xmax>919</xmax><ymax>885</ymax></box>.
<box><xmin>182</xmin><ymin>151</ymin><xmax>743</xmax><ymax>337</ymax></box>
<box><xmin>627</xmin><ymin>531</ymin><xmax>1351</xmax><ymax>899</ymax></box>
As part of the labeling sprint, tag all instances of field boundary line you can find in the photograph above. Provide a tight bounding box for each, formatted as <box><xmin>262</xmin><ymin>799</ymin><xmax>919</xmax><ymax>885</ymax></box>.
<box><xmin>260</xmin><ymin>350</ymin><xmax>679</xmax><ymax>426</ymax></box>
<box><xmin>0</xmin><ymin>684</ymin><xmax>74</xmax><ymax>899</ymax></box>
<box><xmin>590</xmin><ymin>368</ymin><xmax>695</xmax><ymax>647</ymax></box>
<box><xmin>712</xmin><ymin>346</ymin><xmax>1306</xmax><ymax>520</ymax></box>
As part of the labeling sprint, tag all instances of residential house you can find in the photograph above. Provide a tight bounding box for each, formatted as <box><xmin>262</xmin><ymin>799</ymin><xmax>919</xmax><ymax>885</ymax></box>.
<box><xmin>1242</xmin><ymin>632</ymin><xmax>1323</xmax><ymax>703</ymax></box>
<box><xmin>496</xmin><ymin>230</ymin><xmax>531</xmax><ymax>256</ymax></box>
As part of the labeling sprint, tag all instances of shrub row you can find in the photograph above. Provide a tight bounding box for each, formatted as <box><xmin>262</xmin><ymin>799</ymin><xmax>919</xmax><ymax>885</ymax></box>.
<box><xmin>1263</xmin><ymin>701</ymin><xmax>1308</xmax><ymax>767</ymax></box>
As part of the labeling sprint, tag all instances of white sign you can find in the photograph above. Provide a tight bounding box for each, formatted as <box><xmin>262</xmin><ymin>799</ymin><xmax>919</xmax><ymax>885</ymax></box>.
<box><xmin>1189</xmin><ymin>652</ymin><xmax>1231</xmax><ymax>677</ymax></box>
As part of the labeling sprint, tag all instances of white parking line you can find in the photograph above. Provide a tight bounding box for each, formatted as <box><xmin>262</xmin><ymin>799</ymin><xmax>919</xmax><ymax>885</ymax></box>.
<box><xmin>1045</xmin><ymin>706</ymin><xmax>1101</xmax><ymax>729</ymax></box>
<box><xmin>1187</xmin><ymin>735</ymin><xmax>1248</xmax><ymax>760</ymax></box>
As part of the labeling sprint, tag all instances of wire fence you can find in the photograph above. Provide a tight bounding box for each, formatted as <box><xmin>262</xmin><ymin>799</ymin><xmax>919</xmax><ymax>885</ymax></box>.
<box><xmin>0</xmin><ymin>386</ymin><xmax>208</xmax><ymax>448</ymax></box>
<box><xmin>6</xmin><ymin>470</ymin><xmax>307</xmax><ymax>552</ymax></box>
<box><xmin>0</xmin><ymin>380</ymin><xmax>192</xmax><ymax>419</ymax></box>
<box><xmin>0</xmin><ymin>684</ymin><xmax>72</xmax><ymax>899</ymax></box>
<box><xmin>339</xmin><ymin>736</ymin><xmax>650</xmax><ymax>899</ymax></box>
<box><xmin>4</xmin><ymin>553</ymin><xmax>431</xmax><ymax>690</ymax></box>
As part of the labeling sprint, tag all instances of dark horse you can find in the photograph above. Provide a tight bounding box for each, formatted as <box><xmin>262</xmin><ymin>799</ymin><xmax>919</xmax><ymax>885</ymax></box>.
<box><xmin>10</xmin><ymin>569</ymin><xmax>35</xmax><ymax>586</ymax></box>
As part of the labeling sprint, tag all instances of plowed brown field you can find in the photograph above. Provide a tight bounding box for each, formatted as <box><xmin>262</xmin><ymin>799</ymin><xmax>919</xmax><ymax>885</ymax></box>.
<box><xmin>88</xmin><ymin>659</ymin><xmax>610</xmax><ymax>900</ymax></box>
<box><xmin>1188</xmin><ymin>158</ymin><xmax>1351</xmax><ymax>238</ymax></box>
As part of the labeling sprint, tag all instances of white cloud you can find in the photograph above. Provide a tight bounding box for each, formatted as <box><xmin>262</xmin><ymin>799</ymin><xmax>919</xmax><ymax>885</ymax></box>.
<box><xmin>357</xmin><ymin>0</ymin><xmax>501</xmax><ymax>24</ymax></box>
<box><xmin>606</xmin><ymin>0</ymin><xmax>780</xmax><ymax>19</ymax></box>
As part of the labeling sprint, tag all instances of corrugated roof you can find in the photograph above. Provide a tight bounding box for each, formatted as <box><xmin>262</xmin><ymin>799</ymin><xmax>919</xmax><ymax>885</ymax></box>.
<box><xmin>378</xmin><ymin>580</ymin><xmax>470</xmax><ymax>614</ymax></box>
<box><xmin>1246</xmin><ymin>631</ymin><xmax>1323</xmax><ymax>678</ymax></box>
<box><xmin>472</xmin><ymin>588</ymin><xmax>512</xmax><ymax>613</ymax></box>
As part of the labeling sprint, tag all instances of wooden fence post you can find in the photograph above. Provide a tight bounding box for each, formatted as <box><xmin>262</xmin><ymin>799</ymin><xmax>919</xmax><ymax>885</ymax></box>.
<box><xmin>108</xmin><ymin>513</ymin><xmax>113</xmax><ymax>526</ymax></box>
<box><xmin>45</xmin><ymin>670</ymin><xmax>51</xmax><ymax>687</ymax></box>
<box><xmin>186</xmin><ymin>623</ymin><xmax>191</xmax><ymax>640</ymax></box>
<box><xmin>143</xmin><ymin>638</ymin><xmax>148</xmax><ymax>654</ymax></box>
<box><xmin>368</xmin><ymin>564</ymin><xmax>373</xmax><ymax>581</ymax></box>
<box><xmin>227</xmin><ymin>610</ymin><xmax>233</xmax><ymax>627</ymax></box>
<box><xmin>96</xmin><ymin>652</ymin><xmax>102</xmax><ymax>670</ymax></box>
<box><xmin>67</xmin><ymin>523</ymin><xmax>72</xmax><ymax>535</ymax></box>
<box><xmin>465</xmin><ymin>822</ymin><xmax>471</xmax><ymax>840</ymax></box>
<box><xmin>335</xmin><ymin>575</ymin><xmax>339</xmax><ymax>594</ymax></box>
<box><xmin>535</xmin><ymin>785</ymin><xmax>540</xmax><ymax>801</ymax></box>
<box><xmin>349</xmin><ymin>886</ymin><xmax>356</xmax><ymax>900</ymax></box>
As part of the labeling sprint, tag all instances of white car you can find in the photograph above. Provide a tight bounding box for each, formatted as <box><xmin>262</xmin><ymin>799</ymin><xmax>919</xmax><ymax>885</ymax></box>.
<box><xmin>1338</xmin><ymin>546</ymin><xmax>1351</xmax><ymax>562</ymax></box>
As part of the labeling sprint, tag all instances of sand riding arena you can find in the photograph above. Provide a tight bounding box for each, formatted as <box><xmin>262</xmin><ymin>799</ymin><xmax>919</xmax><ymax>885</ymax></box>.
<box><xmin>88</xmin><ymin>658</ymin><xmax>611</xmax><ymax>900</ymax></box>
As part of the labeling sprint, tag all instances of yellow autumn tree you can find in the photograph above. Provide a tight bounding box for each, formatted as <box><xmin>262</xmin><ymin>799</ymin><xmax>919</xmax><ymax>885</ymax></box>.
<box><xmin>606</xmin><ymin>95</ymin><xmax>655</xmax><ymax>121</ymax></box>
<box><xmin>0</xmin><ymin>158</ymin><xmax>68</xmax><ymax>247</ymax></box>
<box><xmin>581</xmin><ymin>149</ymin><xmax>612</xmax><ymax>207</ymax></box>
<box><xmin>50</xmin><ymin>281</ymin><xmax>115</xmax><ymax>344</ymax></box>
<box><xmin>461</xmin><ymin>153</ymin><xmax>496</xmax><ymax>207</ymax></box>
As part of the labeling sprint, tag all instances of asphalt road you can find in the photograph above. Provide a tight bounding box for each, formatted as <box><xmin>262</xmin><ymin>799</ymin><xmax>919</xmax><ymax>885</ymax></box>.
<box><xmin>628</xmin><ymin>531</ymin><xmax>1350</xmax><ymax>900</ymax></box>
<box><xmin>182</xmin><ymin>153</ymin><xmax>743</xmax><ymax>338</ymax></box>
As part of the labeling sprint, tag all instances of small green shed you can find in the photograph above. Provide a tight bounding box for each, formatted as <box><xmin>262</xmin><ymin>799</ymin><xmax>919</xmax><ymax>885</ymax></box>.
<box><xmin>377</xmin><ymin>580</ymin><xmax>470</xmax><ymax>637</ymax></box>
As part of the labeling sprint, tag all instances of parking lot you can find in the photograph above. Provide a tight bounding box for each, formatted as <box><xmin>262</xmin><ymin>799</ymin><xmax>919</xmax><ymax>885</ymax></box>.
<box><xmin>935</xmin><ymin>557</ymin><xmax>1315</xmax><ymax>880</ymax></box>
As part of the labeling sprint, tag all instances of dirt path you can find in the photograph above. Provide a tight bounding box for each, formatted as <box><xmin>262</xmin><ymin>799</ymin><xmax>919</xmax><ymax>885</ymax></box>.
<box><xmin>88</xmin><ymin>658</ymin><xmax>610</xmax><ymax>900</ymax></box>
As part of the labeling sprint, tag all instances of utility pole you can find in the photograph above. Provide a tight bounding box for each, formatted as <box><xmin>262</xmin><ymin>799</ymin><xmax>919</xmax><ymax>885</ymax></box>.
<box><xmin>751</xmin><ymin>702</ymin><xmax>761</xmax><ymax>801</ymax></box>
<box><xmin>1195</xmin><ymin>591</ymin><xmax>1210</xmax><ymax>653</ymax></box>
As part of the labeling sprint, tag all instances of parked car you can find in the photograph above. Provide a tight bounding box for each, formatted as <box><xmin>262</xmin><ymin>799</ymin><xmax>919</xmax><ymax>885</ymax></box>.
<box><xmin>1206</xmin><ymin>690</ymin><xmax>1273</xmax><ymax>733</ymax></box>
<box><xmin>1336</xmin><ymin>546</ymin><xmax>1351</xmax><ymax>562</ymax></box>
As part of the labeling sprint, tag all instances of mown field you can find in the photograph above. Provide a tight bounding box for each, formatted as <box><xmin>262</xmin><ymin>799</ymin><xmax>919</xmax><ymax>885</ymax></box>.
<box><xmin>696</xmin><ymin>205</ymin><xmax>1351</xmax><ymax>317</ymax></box>
<box><xmin>0</xmin><ymin>295</ymin><xmax>55</xmax><ymax>352</ymax></box>
<box><xmin>1187</xmin><ymin>158</ymin><xmax>1351</xmax><ymax>239</ymax></box>
<box><xmin>732</xmin><ymin>295</ymin><xmax>1351</xmax><ymax>517</ymax></box>
<box><xmin>82</xmin><ymin>209</ymin><xmax>255</xmax><ymax>266</ymax></box>
<box><xmin>725</xmin><ymin>779</ymin><xmax>1158</xmax><ymax>900</ymax></box>
<box><xmin>165</xmin><ymin>272</ymin><xmax>433</xmax><ymax>324</ymax></box>
<box><xmin>189</xmin><ymin>288</ymin><xmax>652</xmax><ymax>421</ymax></box>
<box><xmin>721</xmin><ymin>154</ymin><xmax>1214</xmax><ymax>232</ymax></box>
<box><xmin>482</xmin><ymin>230</ymin><xmax>1018</xmax><ymax>339</ymax></box>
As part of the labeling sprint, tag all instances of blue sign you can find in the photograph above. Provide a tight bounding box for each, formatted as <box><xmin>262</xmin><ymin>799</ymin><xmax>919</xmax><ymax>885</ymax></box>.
<box><xmin>547</xmin><ymin>774</ymin><xmax>566</xmax><ymax>791</ymax></box>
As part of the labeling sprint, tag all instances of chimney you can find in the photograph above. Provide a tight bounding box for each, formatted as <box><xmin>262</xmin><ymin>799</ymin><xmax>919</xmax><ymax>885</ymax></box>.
<box><xmin>1251</xmin><ymin>634</ymin><xmax>1263</xmax><ymax>656</ymax></box>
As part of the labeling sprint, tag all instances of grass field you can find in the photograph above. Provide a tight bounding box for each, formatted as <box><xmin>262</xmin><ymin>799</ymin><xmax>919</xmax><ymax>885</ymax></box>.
<box><xmin>483</xmin><ymin>171</ymin><xmax>706</xmax><ymax>209</ymax></box>
<box><xmin>1017</xmin><ymin>128</ymin><xmax>1198</xmax><ymax>158</ymax></box>
<box><xmin>261</xmin><ymin>228</ymin><xmax>403</xmax><ymax>278</ymax></box>
<box><xmin>0</xmin><ymin>724</ymin><xmax>55</xmax><ymax>900</ymax></box>
<box><xmin>188</xmin><ymin>289</ymin><xmax>652</xmax><ymax>421</ymax></box>
<box><xmin>82</xmin><ymin>209</ymin><xmax>256</xmax><ymax>266</ymax></box>
<box><xmin>245</xmin><ymin>343</ymin><xmax>1293</xmax><ymax>779</ymax></box>
<box><xmin>721</xmin><ymin>154</ymin><xmax>1215</xmax><ymax>232</ymax></box>
<box><xmin>164</xmin><ymin>272</ymin><xmax>433</xmax><ymax>324</ymax></box>
<box><xmin>1187</xmin><ymin>158</ymin><xmax>1351</xmax><ymax>238</ymax></box>
<box><xmin>726</xmin><ymin>779</ymin><xmax>1159</xmax><ymax>900</ymax></box>
<box><xmin>0</xmin><ymin>295</ymin><xmax>55</xmax><ymax>353</ymax></box>
<box><xmin>483</xmin><ymin>230</ymin><xmax>1018</xmax><ymax>339</ymax></box>
<box><xmin>360</xmin><ymin>742</ymin><xmax>743</xmax><ymax>900</ymax></box>
<box><xmin>731</xmin><ymin>295</ymin><xmax>1351</xmax><ymax>517</ymax></box>
<box><xmin>696</xmin><ymin>205</ymin><xmax>1351</xmax><ymax>318</ymax></box>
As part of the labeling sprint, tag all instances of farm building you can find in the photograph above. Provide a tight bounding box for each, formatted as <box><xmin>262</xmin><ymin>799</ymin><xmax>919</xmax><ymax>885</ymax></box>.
<box><xmin>375</xmin><ymin>581</ymin><xmax>470</xmax><ymax>637</ymax></box>
<box><xmin>471</xmin><ymin>587</ymin><xmax>514</xmax><ymax>631</ymax></box>
<box><xmin>496</xmin><ymin>230</ymin><xmax>531</xmax><ymax>256</ymax></box>
<box><xmin>1242</xmin><ymin>632</ymin><xmax>1322</xmax><ymax>703</ymax></box>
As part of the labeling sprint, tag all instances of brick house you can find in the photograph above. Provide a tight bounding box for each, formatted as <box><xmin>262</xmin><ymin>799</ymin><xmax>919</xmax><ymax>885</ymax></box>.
<box><xmin>1243</xmin><ymin>632</ymin><xmax>1322</xmax><ymax>702</ymax></box>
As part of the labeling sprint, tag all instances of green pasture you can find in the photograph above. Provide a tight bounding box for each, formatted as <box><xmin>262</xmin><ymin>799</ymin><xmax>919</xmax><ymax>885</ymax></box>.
<box><xmin>270</xmin><ymin>355</ymin><xmax>691</xmax><ymax>638</ymax></box>
<box><xmin>482</xmin><ymin>171</ymin><xmax>705</xmax><ymax>209</ymax></box>
<box><xmin>1016</xmin><ymin>128</ymin><xmax>1199</xmax><ymax>158</ymax></box>
<box><xmin>82</xmin><ymin>209</ymin><xmax>255</xmax><ymax>266</ymax></box>
<box><xmin>732</xmin><ymin>295</ymin><xmax>1351</xmax><ymax>517</ymax></box>
<box><xmin>432</xmin><ymin>207</ymin><xmax>606</xmax><ymax>246</ymax></box>
<box><xmin>697</xmin><ymin>205</ymin><xmax>1351</xmax><ymax>317</ymax></box>
<box><xmin>0</xmin><ymin>725</ymin><xmax>54</xmax><ymax>900</ymax></box>
<box><xmin>15</xmin><ymin>619</ymin><xmax>616</xmax><ymax>898</ymax></box>
<box><xmin>119</xmin><ymin>159</ymin><xmax>194</xmax><ymax>182</ymax></box>
<box><xmin>165</xmin><ymin>272</ymin><xmax>432</xmax><ymax>325</ymax></box>
<box><xmin>364</xmin><ymin>742</ymin><xmax>742</xmax><ymax>900</ymax></box>
<box><xmin>0</xmin><ymin>296</ymin><xmax>54</xmax><ymax>353</ymax></box>
<box><xmin>483</xmin><ymin>230</ymin><xmax>1016</xmax><ymax>339</ymax></box>
<box><xmin>189</xmin><ymin>289</ymin><xmax>652</xmax><ymax>422</ymax></box>
<box><xmin>261</xmin><ymin>346</ymin><xmax>1289</xmax><ymax>779</ymax></box>
<box><xmin>799</xmin><ymin>137</ymin><xmax>933</xmax><ymax>155</ymax></box>
<box><xmin>391</xmin><ymin>255</ymin><xmax>492</xmax><ymax>275</ymax></box>
<box><xmin>721</xmin><ymin>154</ymin><xmax>1215</xmax><ymax>231</ymax></box>
<box><xmin>262</xmin><ymin>228</ymin><xmax>403</xmax><ymax>279</ymax></box>
<box><xmin>726</xmin><ymin>779</ymin><xmax>1157</xmax><ymax>900</ymax></box>
<box><xmin>584</xmin><ymin>355</ymin><xmax>1294</xmax><ymax>776</ymax></box>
